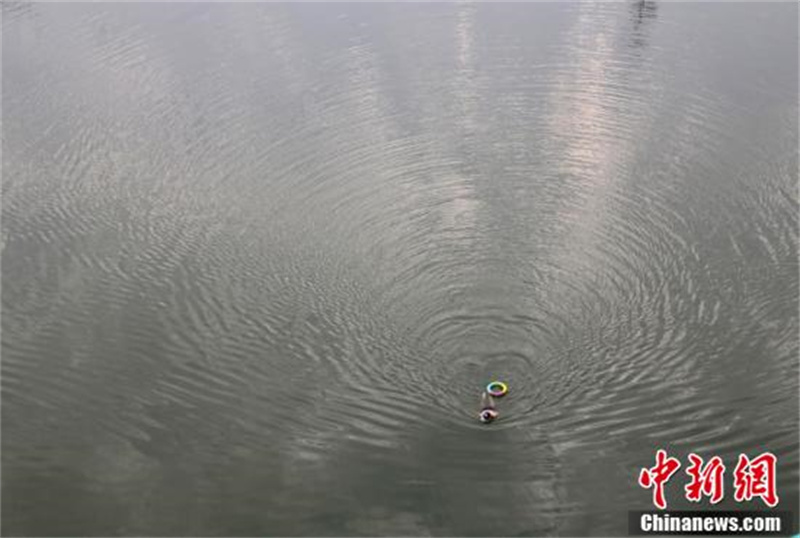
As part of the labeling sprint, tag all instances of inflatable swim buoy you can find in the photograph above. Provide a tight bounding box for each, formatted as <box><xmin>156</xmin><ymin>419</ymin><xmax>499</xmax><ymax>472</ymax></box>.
<box><xmin>486</xmin><ymin>381</ymin><xmax>508</xmax><ymax>398</ymax></box>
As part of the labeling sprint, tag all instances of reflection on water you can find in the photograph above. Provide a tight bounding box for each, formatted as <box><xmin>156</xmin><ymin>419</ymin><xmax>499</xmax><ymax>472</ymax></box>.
<box><xmin>3</xmin><ymin>3</ymin><xmax>798</xmax><ymax>536</ymax></box>
<box><xmin>630</xmin><ymin>0</ymin><xmax>658</xmax><ymax>50</ymax></box>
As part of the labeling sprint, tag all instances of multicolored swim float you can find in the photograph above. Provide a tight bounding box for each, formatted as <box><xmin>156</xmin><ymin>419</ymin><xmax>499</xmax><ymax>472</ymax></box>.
<box><xmin>486</xmin><ymin>381</ymin><xmax>508</xmax><ymax>398</ymax></box>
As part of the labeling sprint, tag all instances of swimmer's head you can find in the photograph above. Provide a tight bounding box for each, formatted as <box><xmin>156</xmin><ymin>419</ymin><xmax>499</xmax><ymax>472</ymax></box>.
<box><xmin>479</xmin><ymin>408</ymin><xmax>498</xmax><ymax>423</ymax></box>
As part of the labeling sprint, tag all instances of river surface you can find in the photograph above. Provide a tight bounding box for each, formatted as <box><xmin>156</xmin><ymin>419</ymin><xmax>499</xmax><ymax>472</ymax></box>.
<box><xmin>3</xmin><ymin>3</ymin><xmax>798</xmax><ymax>536</ymax></box>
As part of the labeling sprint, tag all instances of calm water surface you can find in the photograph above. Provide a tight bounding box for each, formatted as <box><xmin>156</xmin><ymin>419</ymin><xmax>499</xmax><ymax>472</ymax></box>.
<box><xmin>3</xmin><ymin>3</ymin><xmax>798</xmax><ymax>536</ymax></box>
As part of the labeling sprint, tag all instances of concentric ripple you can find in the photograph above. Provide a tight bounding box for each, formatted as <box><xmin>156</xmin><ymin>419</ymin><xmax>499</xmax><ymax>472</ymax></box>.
<box><xmin>3</xmin><ymin>3</ymin><xmax>797</xmax><ymax>536</ymax></box>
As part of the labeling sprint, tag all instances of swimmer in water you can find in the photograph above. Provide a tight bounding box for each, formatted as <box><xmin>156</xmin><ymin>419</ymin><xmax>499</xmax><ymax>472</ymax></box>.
<box><xmin>479</xmin><ymin>391</ymin><xmax>498</xmax><ymax>423</ymax></box>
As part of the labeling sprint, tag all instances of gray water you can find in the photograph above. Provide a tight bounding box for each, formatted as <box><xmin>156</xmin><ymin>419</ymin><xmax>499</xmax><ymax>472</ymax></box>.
<box><xmin>3</xmin><ymin>3</ymin><xmax>798</xmax><ymax>536</ymax></box>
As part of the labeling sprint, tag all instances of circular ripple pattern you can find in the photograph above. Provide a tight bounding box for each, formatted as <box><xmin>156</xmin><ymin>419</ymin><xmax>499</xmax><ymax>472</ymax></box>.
<box><xmin>3</xmin><ymin>3</ymin><xmax>798</xmax><ymax>536</ymax></box>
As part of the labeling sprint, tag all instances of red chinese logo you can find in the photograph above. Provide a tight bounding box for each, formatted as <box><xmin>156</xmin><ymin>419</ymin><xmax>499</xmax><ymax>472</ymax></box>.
<box><xmin>685</xmin><ymin>453</ymin><xmax>725</xmax><ymax>504</ymax></box>
<box><xmin>638</xmin><ymin>450</ymin><xmax>779</xmax><ymax>509</ymax></box>
<box><xmin>638</xmin><ymin>449</ymin><xmax>681</xmax><ymax>509</ymax></box>
<box><xmin>733</xmin><ymin>452</ymin><xmax>779</xmax><ymax>507</ymax></box>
